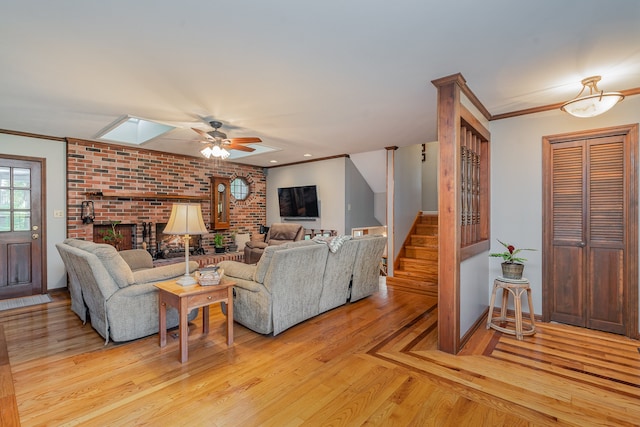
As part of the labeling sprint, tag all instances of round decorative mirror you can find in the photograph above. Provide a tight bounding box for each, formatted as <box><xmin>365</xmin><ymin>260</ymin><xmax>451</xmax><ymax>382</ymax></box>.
<box><xmin>230</xmin><ymin>177</ymin><xmax>249</xmax><ymax>201</ymax></box>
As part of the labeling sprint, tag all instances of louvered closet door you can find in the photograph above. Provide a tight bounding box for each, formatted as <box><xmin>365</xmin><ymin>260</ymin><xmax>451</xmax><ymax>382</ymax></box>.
<box><xmin>545</xmin><ymin>135</ymin><xmax>627</xmax><ymax>334</ymax></box>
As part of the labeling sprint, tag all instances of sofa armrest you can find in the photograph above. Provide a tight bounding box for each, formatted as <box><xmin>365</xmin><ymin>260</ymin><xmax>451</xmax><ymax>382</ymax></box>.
<box><xmin>218</xmin><ymin>260</ymin><xmax>256</xmax><ymax>281</ymax></box>
<box><xmin>119</xmin><ymin>249</ymin><xmax>154</xmax><ymax>271</ymax></box>
<box><xmin>245</xmin><ymin>241</ymin><xmax>268</xmax><ymax>250</ymax></box>
<box><xmin>110</xmin><ymin>281</ymin><xmax>158</xmax><ymax>298</ymax></box>
<box><xmin>133</xmin><ymin>261</ymin><xmax>199</xmax><ymax>284</ymax></box>
<box><xmin>228</xmin><ymin>277</ymin><xmax>264</xmax><ymax>293</ymax></box>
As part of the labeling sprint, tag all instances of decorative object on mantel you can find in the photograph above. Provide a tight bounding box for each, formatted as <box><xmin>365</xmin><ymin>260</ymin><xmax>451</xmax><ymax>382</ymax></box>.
<box><xmin>561</xmin><ymin>75</ymin><xmax>624</xmax><ymax>118</ymax></box>
<box><xmin>163</xmin><ymin>203</ymin><xmax>210</xmax><ymax>286</ymax></box>
<box><xmin>489</xmin><ymin>239</ymin><xmax>536</xmax><ymax>280</ymax></box>
<box><xmin>85</xmin><ymin>191</ymin><xmax>208</xmax><ymax>201</ymax></box>
<box><xmin>81</xmin><ymin>200</ymin><xmax>95</xmax><ymax>224</ymax></box>
<box><xmin>195</xmin><ymin>266</ymin><xmax>224</xmax><ymax>286</ymax></box>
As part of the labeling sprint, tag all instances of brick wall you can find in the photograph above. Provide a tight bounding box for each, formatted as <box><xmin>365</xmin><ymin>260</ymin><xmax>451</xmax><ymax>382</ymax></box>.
<box><xmin>66</xmin><ymin>138</ymin><xmax>266</xmax><ymax>250</ymax></box>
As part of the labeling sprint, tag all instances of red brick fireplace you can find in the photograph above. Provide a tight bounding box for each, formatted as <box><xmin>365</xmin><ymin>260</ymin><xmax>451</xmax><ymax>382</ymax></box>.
<box><xmin>66</xmin><ymin>138</ymin><xmax>267</xmax><ymax>250</ymax></box>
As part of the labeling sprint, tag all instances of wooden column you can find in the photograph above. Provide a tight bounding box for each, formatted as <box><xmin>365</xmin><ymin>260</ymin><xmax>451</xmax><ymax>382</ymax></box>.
<box><xmin>432</xmin><ymin>74</ymin><xmax>463</xmax><ymax>354</ymax></box>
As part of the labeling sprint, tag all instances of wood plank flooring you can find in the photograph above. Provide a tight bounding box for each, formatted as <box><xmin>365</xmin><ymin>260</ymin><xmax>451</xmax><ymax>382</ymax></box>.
<box><xmin>1</xmin><ymin>282</ymin><xmax>639</xmax><ymax>426</ymax></box>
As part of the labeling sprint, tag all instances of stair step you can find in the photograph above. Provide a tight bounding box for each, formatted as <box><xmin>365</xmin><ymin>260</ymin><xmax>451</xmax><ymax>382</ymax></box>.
<box><xmin>415</xmin><ymin>224</ymin><xmax>438</xmax><ymax>236</ymax></box>
<box><xmin>411</xmin><ymin>235</ymin><xmax>438</xmax><ymax>247</ymax></box>
<box><xmin>386</xmin><ymin>276</ymin><xmax>438</xmax><ymax>297</ymax></box>
<box><xmin>394</xmin><ymin>269</ymin><xmax>438</xmax><ymax>282</ymax></box>
<box><xmin>405</xmin><ymin>246</ymin><xmax>438</xmax><ymax>260</ymax></box>
<box><xmin>398</xmin><ymin>258</ymin><xmax>437</xmax><ymax>271</ymax></box>
<box><xmin>419</xmin><ymin>214</ymin><xmax>438</xmax><ymax>225</ymax></box>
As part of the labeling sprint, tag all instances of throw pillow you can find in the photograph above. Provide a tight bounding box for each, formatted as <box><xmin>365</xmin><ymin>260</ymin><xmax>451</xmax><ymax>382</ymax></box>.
<box><xmin>312</xmin><ymin>235</ymin><xmax>352</xmax><ymax>253</ymax></box>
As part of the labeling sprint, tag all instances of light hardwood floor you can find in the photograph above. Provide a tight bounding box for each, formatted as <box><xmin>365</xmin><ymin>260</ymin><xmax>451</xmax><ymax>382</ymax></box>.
<box><xmin>1</xmin><ymin>282</ymin><xmax>640</xmax><ymax>426</ymax></box>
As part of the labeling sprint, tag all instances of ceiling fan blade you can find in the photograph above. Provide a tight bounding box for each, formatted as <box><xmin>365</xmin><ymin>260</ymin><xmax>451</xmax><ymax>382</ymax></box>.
<box><xmin>228</xmin><ymin>137</ymin><xmax>262</xmax><ymax>144</ymax></box>
<box><xmin>192</xmin><ymin>127</ymin><xmax>213</xmax><ymax>140</ymax></box>
<box><xmin>226</xmin><ymin>144</ymin><xmax>255</xmax><ymax>152</ymax></box>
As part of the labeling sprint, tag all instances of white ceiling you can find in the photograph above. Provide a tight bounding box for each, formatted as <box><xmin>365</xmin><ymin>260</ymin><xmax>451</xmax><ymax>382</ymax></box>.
<box><xmin>1</xmin><ymin>1</ymin><xmax>639</xmax><ymax>167</ymax></box>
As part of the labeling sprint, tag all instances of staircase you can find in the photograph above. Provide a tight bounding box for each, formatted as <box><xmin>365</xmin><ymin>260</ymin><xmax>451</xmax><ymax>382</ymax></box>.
<box><xmin>386</xmin><ymin>213</ymin><xmax>438</xmax><ymax>297</ymax></box>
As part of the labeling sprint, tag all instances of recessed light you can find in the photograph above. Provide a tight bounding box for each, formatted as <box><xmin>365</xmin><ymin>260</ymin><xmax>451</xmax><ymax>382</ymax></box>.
<box><xmin>270</xmin><ymin>160</ymin><xmax>278</xmax><ymax>163</ymax></box>
<box><xmin>303</xmin><ymin>153</ymin><xmax>312</xmax><ymax>157</ymax></box>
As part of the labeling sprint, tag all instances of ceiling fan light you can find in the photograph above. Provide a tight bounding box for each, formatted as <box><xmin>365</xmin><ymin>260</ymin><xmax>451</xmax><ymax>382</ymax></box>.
<box><xmin>200</xmin><ymin>145</ymin><xmax>214</xmax><ymax>159</ymax></box>
<box><xmin>561</xmin><ymin>76</ymin><xmax>624</xmax><ymax>118</ymax></box>
<box><xmin>200</xmin><ymin>144</ymin><xmax>231</xmax><ymax>160</ymax></box>
<box><xmin>210</xmin><ymin>144</ymin><xmax>224</xmax><ymax>157</ymax></box>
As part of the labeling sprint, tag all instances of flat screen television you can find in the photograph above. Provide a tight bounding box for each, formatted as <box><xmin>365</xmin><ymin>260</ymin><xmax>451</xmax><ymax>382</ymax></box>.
<box><xmin>277</xmin><ymin>185</ymin><xmax>319</xmax><ymax>218</ymax></box>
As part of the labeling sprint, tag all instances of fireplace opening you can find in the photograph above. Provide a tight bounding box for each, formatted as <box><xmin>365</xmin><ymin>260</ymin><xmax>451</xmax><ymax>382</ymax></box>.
<box><xmin>93</xmin><ymin>223</ymin><xmax>136</xmax><ymax>251</ymax></box>
<box><xmin>155</xmin><ymin>223</ymin><xmax>205</xmax><ymax>258</ymax></box>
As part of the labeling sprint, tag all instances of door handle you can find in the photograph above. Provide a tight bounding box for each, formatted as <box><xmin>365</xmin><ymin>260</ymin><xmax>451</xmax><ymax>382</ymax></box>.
<box><xmin>32</xmin><ymin>233</ymin><xmax>39</xmax><ymax>240</ymax></box>
<box><xmin>578</xmin><ymin>241</ymin><xmax>586</xmax><ymax>247</ymax></box>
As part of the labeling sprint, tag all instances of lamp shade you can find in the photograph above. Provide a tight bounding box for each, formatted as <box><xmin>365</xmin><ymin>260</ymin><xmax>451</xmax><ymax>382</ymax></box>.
<box><xmin>163</xmin><ymin>203</ymin><xmax>209</xmax><ymax>235</ymax></box>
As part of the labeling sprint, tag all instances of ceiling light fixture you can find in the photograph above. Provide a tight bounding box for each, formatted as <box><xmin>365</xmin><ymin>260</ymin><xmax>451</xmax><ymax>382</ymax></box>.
<box><xmin>561</xmin><ymin>76</ymin><xmax>624</xmax><ymax>118</ymax></box>
<box><xmin>200</xmin><ymin>143</ymin><xmax>230</xmax><ymax>160</ymax></box>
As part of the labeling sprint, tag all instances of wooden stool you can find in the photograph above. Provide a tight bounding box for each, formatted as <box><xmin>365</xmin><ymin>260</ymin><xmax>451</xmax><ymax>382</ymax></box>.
<box><xmin>486</xmin><ymin>276</ymin><xmax>536</xmax><ymax>340</ymax></box>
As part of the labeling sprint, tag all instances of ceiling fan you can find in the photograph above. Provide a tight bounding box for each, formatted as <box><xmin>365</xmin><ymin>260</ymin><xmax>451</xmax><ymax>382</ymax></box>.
<box><xmin>192</xmin><ymin>120</ymin><xmax>262</xmax><ymax>159</ymax></box>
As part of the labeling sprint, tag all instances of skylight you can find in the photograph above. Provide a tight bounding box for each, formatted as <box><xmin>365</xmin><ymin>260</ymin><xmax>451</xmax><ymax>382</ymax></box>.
<box><xmin>96</xmin><ymin>115</ymin><xmax>176</xmax><ymax>145</ymax></box>
<box><xmin>227</xmin><ymin>143</ymin><xmax>281</xmax><ymax>160</ymax></box>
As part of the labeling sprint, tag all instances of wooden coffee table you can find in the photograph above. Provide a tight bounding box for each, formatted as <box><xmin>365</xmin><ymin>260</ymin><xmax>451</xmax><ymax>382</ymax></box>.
<box><xmin>155</xmin><ymin>279</ymin><xmax>235</xmax><ymax>363</ymax></box>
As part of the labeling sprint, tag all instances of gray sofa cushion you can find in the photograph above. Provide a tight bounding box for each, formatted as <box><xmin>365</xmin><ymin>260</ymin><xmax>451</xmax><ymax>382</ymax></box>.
<box><xmin>253</xmin><ymin>244</ymin><xmax>288</xmax><ymax>283</ymax></box>
<box><xmin>119</xmin><ymin>249</ymin><xmax>154</xmax><ymax>271</ymax></box>
<box><xmin>133</xmin><ymin>261</ymin><xmax>199</xmax><ymax>284</ymax></box>
<box><xmin>89</xmin><ymin>245</ymin><xmax>135</xmax><ymax>288</ymax></box>
<box><xmin>218</xmin><ymin>260</ymin><xmax>256</xmax><ymax>282</ymax></box>
<box><xmin>65</xmin><ymin>239</ymin><xmax>134</xmax><ymax>288</ymax></box>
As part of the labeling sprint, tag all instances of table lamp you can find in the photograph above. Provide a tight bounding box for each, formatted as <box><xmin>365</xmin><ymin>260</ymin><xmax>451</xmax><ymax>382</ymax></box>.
<box><xmin>163</xmin><ymin>203</ymin><xmax>209</xmax><ymax>285</ymax></box>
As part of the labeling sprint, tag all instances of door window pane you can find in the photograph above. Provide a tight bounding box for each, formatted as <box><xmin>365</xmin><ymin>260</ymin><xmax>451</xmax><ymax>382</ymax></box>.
<box><xmin>13</xmin><ymin>190</ymin><xmax>30</xmax><ymax>209</ymax></box>
<box><xmin>0</xmin><ymin>212</ymin><xmax>9</xmax><ymax>232</ymax></box>
<box><xmin>0</xmin><ymin>167</ymin><xmax>9</xmax><ymax>187</ymax></box>
<box><xmin>14</xmin><ymin>211</ymin><xmax>30</xmax><ymax>231</ymax></box>
<box><xmin>13</xmin><ymin>168</ymin><xmax>30</xmax><ymax>188</ymax></box>
<box><xmin>0</xmin><ymin>189</ymin><xmax>9</xmax><ymax>209</ymax></box>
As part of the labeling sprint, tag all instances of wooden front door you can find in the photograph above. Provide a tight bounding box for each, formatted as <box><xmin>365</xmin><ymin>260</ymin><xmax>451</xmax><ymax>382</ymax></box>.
<box><xmin>542</xmin><ymin>125</ymin><xmax>638</xmax><ymax>337</ymax></box>
<box><xmin>0</xmin><ymin>156</ymin><xmax>45</xmax><ymax>299</ymax></box>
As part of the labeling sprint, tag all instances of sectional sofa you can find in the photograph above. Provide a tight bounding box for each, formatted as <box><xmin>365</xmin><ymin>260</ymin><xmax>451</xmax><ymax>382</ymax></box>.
<box><xmin>218</xmin><ymin>235</ymin><xmax>387</xmax><ymax>335</ymax></box>
<box><xmin>56</xmin><ymin>239</ymin><xmax>199</xmax><ymax>343</ymax></box>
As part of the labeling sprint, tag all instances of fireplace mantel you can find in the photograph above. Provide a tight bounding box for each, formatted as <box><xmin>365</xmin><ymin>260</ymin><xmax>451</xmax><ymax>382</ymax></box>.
<box><xmin>86</xmin><ymin>191</ymin><xmax>208</xmax><ymax>201</ymax></box>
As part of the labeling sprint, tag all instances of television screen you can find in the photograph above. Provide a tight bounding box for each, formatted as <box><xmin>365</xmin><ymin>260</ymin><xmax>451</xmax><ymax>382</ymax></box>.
<box><xmin>278</xmin><ymin>185</ymin><xmax>319</xmax><ymax>218</ymax></box>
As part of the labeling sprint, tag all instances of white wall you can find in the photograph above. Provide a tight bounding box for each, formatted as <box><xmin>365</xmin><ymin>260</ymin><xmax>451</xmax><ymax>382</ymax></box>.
<box><xmin>266</xmin><ymin>157</ymin><xmax>346</xmax><ymax>234</ymax></box>
<box><xmin>393</xmin><ymin>144</ymin><xmax>422</xmax><ymax>259</ymax></box>
<box><xmin>345</xmin><ymin>158</ymin><xmax>380</xmax><ymax>233</ymax></box>
<box><xmin>490</xmin><ymin>96</ymin><xmax>640</xmax><ymax>324</ymax></box>
<box><xmin>351</xmin><ymin>150</ymin><xmax>387</xmax><ymax>224</ymax></box>
<box><xmin>0</xmin><ymin>133</ymin><xmax>67</xmax><ymax>290</ymax></box>
<box><xmin>461</xmin><ymin>251</ymin><xmax>490</xmax><ymax>334</ymax></box>
<box><xmin>421</xmin><ymin>141</ymin><xmax>438</xmax><ymax>212</ymax></box>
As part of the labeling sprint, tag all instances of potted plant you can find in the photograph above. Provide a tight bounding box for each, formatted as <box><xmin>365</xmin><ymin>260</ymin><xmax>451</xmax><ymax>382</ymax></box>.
<box><xmin>489</xmin><ymin>239</ymin><xmax>536</xmax><ymax>279</ymax></box>
<box><xmin>213</xmin><ymin>233</ymin><xmax>225</xmax><ymax>253</ymax></box>
<box><xmin>100</xmin><ymin>220</ymin><xmax>124</xmax><ymax>251</ymax></box>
